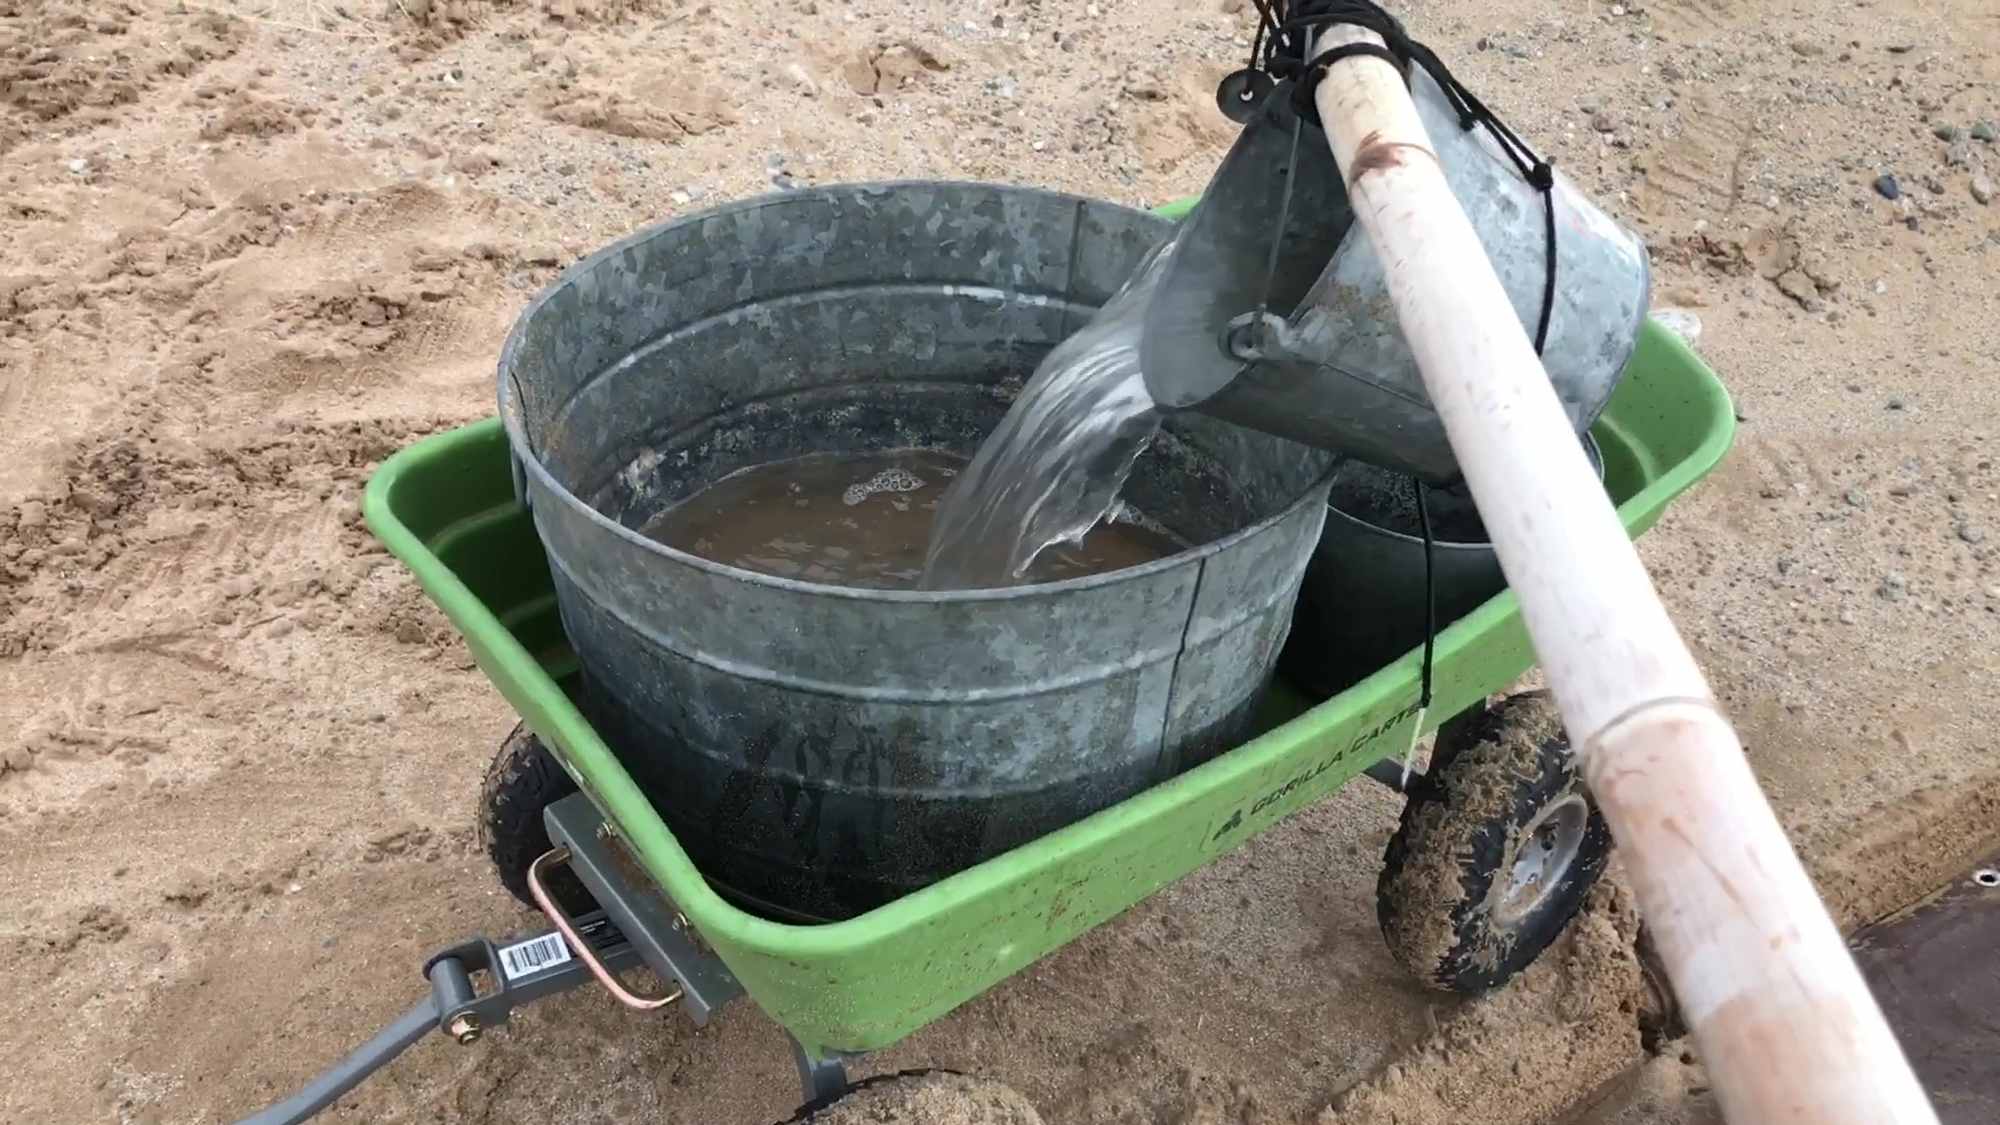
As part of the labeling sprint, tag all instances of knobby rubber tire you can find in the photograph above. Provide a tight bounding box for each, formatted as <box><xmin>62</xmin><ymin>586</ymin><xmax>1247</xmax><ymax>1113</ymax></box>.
<box><xmin>477</xmin><ymin>721</ymin><xmax>594</xmax><ymax>916</ymax></box>
<box><xmin>1376</xmin><ymin>690</ymin><xmax>1612</xmax><ymax>994</ymax></box>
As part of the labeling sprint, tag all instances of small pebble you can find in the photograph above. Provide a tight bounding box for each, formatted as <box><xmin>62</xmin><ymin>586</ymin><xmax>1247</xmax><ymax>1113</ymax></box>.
<box><xmin>1591</xmin><ymin>110</ymin><xmax>1618</xmax><ymax>133</ymax></box>
<box><xmin>1873</xmin><ymin>174</ymin><xmax>1901</xmax><ymax>200</ymax></box>
<box><xmin>1609</xmin><ymin>4</ymin><xmax>1625</xmax><ymax>14</ymax></box>
<box><xmin>1838</xmin><ymin>609</ymin><xmax>1858</xmax><ymax>625</ymax></box>
<box><xmin>1973</xmin><ymin>173</ymin><xmax>1995</xmax><ymax>206</ymax></box>
<box><xmin>1844</xmin><ymin>488</ymin><xmax>1867</xmax><ymax>508</ymax></box>
<box><xmin>66</xmin><ymin>157</ymin><xmax>88</xmax><ymax>174</ymax></box>
<box><xmin>1878</xmin><ymin>572</ymin><xmax>1908</xmax><ymax>601</ymax></box>
<box><xmin>1887</xmin><ymin>396</ymin><xmax>1906</xmax><ymax>410</ymax></box>
<box><xmin>1932</xmin><ymin>122</ymin><xmax>1960</xmax><ymax>141</ymax></box>
<box><xmin>1960</xmin><ymin>525</ymin><xmax>1987</xmax><ymax>545</ymax></box>
<box><xmin>1972</xmin><ymin>121</ymin><xmax>1998</xmax><ymax>143</ymax></box>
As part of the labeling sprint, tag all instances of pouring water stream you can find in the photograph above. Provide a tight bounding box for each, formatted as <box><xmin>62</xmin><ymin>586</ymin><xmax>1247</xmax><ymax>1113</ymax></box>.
<box><xmin>921</xmin><ymin>237</ymin><xmax>1181</xmax><ymax>589</ymax></box>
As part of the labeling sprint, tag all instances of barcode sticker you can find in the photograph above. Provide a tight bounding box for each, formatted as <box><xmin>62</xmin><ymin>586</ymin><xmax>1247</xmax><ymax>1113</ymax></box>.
<box><xmin>497</xmin><ymin>932</ymin><xmax>572</xmax><ymax>981</ymax></box>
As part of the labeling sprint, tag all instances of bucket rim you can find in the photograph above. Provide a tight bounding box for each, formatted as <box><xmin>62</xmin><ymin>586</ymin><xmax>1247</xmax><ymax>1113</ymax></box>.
<box><xmin>1321</xmin><ymin>433</ymin><xmax>1605</xmax><ymax>551</ymax></box>
<box><xmin>497</xmin><ymin>179</ymin><xmax>1335</xmax><ymax>603</ymax></box>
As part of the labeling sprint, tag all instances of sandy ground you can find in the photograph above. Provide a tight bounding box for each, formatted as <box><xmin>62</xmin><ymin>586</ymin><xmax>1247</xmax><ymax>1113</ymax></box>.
<box><xmin>2</xmin><ymin>0</ymin><xmax>1997</xmax><ymax>1122</ymax></box>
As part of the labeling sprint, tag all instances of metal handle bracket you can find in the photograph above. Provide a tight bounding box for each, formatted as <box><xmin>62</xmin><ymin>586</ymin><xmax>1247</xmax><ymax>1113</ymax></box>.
<box><xmin>526</xmin><ymin>844</ymin><xmax>685</xmax><ymax>1011</ymax></box>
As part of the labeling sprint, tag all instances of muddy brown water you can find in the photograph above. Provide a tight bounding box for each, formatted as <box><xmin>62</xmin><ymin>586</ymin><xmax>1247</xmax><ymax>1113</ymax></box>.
<box><xmin>642</xmin><ymin>448</ymin><xmax>1184</xmax><ymax>589</ymax></box>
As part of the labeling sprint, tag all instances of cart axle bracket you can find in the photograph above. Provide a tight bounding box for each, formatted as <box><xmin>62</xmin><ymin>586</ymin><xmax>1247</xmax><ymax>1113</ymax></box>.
<box><xmin>543</xmin><ymin>793</ymin><xmax>745</xmax><ymax>1024</ymax></box>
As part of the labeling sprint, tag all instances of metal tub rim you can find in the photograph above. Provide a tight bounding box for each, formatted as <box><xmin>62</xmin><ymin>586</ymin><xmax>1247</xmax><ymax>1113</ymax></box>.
<box><xmin>496</xmin><ymin>178</ymin><xmax>1337</xmax><ymax>604</ymax></box>
<box><xmin>1322</xmin><ymin>433</ymin><xmax>1606</xmax><ymax>551</ymax></box>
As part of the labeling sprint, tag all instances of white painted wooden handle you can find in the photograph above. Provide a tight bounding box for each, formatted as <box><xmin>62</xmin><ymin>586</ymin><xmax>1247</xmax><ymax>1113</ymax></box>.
<box><xmin>1306</xmin><ymin>25</ymin><xmax>1936</xmax><ymax>1124</ymax></box>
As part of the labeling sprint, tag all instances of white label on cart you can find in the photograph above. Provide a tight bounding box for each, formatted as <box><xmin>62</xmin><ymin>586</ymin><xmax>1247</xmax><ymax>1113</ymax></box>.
<box><xmin>497</xmin><ymin>933</ymin><xmax>572</xmax><ymax>981</ymax></box>
<box><xmin>1397</xmin><ymin>705</ymin><xmax>1428</xmax><ymax>788</ymax></box>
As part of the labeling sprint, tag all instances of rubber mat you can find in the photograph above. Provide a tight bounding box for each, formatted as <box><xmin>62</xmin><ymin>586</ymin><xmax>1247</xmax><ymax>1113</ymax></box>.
<box><xmin>1850</xmin><ymin>856</ymin><xmax>2000</xmax><ymax>1124</ymax></box>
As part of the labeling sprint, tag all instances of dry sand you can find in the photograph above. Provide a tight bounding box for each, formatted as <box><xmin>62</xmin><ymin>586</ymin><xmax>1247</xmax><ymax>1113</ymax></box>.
<box><xmin>801</xmin><ymin>1071</ymin><xmax>1047</xmax><ymax>1124</ymax></box>
<box><xmin>2</xmin><ymin>0</ymin><xmax>1997</xmax><ymax>1122</ymax></box>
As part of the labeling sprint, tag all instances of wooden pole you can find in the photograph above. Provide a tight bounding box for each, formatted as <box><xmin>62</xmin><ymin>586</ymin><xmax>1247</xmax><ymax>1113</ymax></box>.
<box><xmin>1307</xmin><ymin>25</ymin><xmax>1937</xmax><ymax>1124</ymax></box>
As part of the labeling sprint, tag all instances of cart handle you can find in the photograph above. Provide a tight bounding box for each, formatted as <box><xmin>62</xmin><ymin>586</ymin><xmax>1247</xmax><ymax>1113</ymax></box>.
<box><xmin>527</xmin><ymin>845</ymin><xmax>685</xmax><ymax>1011</ymax></box>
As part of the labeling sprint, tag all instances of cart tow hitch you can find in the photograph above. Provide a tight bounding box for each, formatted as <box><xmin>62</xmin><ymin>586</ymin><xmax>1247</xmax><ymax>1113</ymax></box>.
<box><xmin>233</xmin><ymin>912</ymin><xmax>639</xmax><ymax>1125</ymax></box>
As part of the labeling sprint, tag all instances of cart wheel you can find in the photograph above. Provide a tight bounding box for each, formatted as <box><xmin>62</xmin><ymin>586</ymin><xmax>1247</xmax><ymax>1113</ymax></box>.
<box><xmin>479</xmin><ymin>721</ymin><xmax>594</xmax><ymax>915</ymax></box>
<box><xmin>1376</xmin><ymin>690</ymin><xmax>1611</xmax><ymax>994</ymax></box>
<box><xmin>781</xmin><ymin>1070</ymin><xmax>1043</xmax><ymax>1125</ymax></box>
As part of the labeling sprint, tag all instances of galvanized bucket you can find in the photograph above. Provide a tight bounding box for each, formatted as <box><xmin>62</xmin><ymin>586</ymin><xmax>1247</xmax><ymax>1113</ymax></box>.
<box><xmin>1142</xmin><ymin>67</ymin><xmax>1650</xmax><ymax>484</ymax></box>
<box><xmin>498</xmin><ymin>182</ymin><xmax>1337</xmax><ymax>921</ymax></box>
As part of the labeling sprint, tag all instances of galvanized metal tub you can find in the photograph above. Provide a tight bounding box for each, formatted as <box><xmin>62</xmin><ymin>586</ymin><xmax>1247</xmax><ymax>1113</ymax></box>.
<box><xmin>498</xmin><ymin>182</ymin><xmax>1337</xmax><ymax>921</ymax></box>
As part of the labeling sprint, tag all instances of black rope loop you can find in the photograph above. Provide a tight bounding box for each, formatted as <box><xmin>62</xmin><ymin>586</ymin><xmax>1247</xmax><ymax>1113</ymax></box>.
<box><xmin>1286</xmin><ymin>41</ymin><xmax>1407</xmax><ymax>122</ymax></box>
<box><xmin>1413</xmin><ymin>478</ymin><xmax>1436</xmax><ymax>711</ymax></box>
<box><xmin>1276</xmin><ymin>9</ymin><xmax>1548</xmax><ymax>207</ymax></box>
<box><xmin>1239</xmin><ymin>0</ymin><xmax>1561</xmax><ymax>357</ymax></box>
